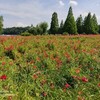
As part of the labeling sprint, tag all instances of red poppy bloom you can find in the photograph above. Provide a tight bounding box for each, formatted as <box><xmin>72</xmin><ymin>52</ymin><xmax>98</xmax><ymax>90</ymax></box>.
<box><xmin>8</xmin><ymin>96</ymin><xmax>12</xmax><ymax>100</ymax></box>
<box><xmin>5</xmin><ymin>45</ymin><xmax>14</xmax><ymax>51</ymax></box>
<box><xmin>42</xmin><ymin>92</ymin><xmax>47</xmax><ymax>97</ymax></box>
<box><xmin>33</xmin><ymin>74</ymin><xmax>38</xmax><ymax>79</ymax></box>
<box><xmin>81</xmin><ymin>77</ymin><xmax>88</xmax><ymax>82</ymax></box>
<box><xmin>33</xmin><ymin>66</ymin><xmax>37</xmax><ymax>69</ymax></box>
<box><xmin>75</xmin><ymin>68</ymin><xmax>80</xmax><ymax>74</ymax></box>
<box><xmin>0</xmin><ymin>75</ymin><xmax>7</xmax><ymax>80</ymax></box>
<box><xmin>98</xmin><ymin>83</ymin><xmax>100</xmax><ymax>87</ymax></box>
<box><xmin>65</xmin><ymin>83</ymin><xmax>70</xmax><ymax>88</ymax></box>
<box><xmin>2</xmin><ymin>62</ymin><xmax>6</xmax><ymax>66</ymax></box>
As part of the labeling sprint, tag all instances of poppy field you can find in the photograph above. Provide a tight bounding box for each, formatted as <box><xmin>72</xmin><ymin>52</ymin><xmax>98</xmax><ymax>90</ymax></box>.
<box><xmin>0</xmin><ymin>35</ymin><xmax>100</xmax><ymax>100</ymax></box>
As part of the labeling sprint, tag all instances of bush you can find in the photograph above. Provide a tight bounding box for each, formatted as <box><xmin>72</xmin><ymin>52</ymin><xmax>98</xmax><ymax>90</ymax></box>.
<box><xmin>63</xmin><ymin>32</ymin><xmax>69</xmax><ymax>35</ymax></box>
<box><xmin>20</xmin><ymin>32</ymin><xmax>31</xmax><ymax>36</ymax></box>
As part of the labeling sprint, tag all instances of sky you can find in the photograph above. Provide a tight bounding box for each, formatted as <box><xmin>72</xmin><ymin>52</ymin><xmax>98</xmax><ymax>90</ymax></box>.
<box><xmin>0</xmin><ymin>0</ymin><xmax>100</xmax><ymax>28</ymax></box>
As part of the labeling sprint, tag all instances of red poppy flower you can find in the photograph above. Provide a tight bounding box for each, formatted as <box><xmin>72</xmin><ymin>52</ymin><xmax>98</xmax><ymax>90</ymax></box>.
<box><xmin>8</xmin><ymin>96</ymin><xmax>12</xmax><ymax>100</ymax></box>
<box><xmin>33</xmin><ymin>74</ymin><xmax>38</xmax><ymax>79</ymax></box>
<box><xmin>98</xmin><ymin>83</ymin><xmax>100</xmax><ymax>87</ymax></box>
<box><xmin>42</xmin><ymin>92</ymin><xmax>47</xmax><ymax>97</ymax></box>
<box><xmin>65</xmin><ymin>83</ymin><xmax>70</xmax><ymax>88</ymax></box>
<box><xmin>2</xmin><ymin>62</ymin><xmax>6</xmax><ymax>66</ymax></box>
<box><xmin>75</xmin><ymin>68</ymin><xmax>80</xmax><ymax>74</ymax></box>
<box><xmin>0</xmin><ymin>75</ymin><xmax>7</xmax><ymax>80</ymax></box>
<box><xmin>81</xmin><ymin>77</ymin><xmax>88</xmax><ymax>82</ymax></box>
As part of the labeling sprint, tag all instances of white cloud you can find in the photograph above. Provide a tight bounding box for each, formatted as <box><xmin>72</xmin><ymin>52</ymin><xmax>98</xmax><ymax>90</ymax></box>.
<box><xmin>15</xmin><ymin>22</ymin><xmax>28</xmax><ymax>27</ymax></box>
<box><xmin>69</xmin><ymin>0</ymin><xmax>78</xmax><ymax>6</ymax></box>
<box><xmin>59</xmin><ymin>0</ymin><xmax>65</xmax><ymax>6</ymax></box>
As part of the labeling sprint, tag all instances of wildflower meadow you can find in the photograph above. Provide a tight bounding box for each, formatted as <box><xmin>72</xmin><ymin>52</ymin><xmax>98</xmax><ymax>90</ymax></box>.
<box><xmin>0</xmin><ymin>35</ymin><xmax>100</xmax><ymax>100</ymax></box>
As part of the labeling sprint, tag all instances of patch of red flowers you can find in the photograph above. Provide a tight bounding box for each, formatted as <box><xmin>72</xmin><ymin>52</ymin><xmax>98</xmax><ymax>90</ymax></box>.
<box><xmin>81</xmin><ymin>77</ymin><xmax>88</xmax><ymax>82</ymax></box>
<box><xmin>0</xmin><ymin>75</ymin><xmax>7</xmax><ymax>80</ymax></box>
<box><xmin>5</xmin><ymin>45</ymin><xmax>14</xmax><ymax>51</ymax></box>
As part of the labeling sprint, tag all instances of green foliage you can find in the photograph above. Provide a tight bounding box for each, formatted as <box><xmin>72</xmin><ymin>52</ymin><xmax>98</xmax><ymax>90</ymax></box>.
<box><xmin>3</xmin><ymin>27</ymin><xmax>30</xmax><ymax>35</ymax></box>
<box><xmin>49</xmin><ymin>12</ymin><xmax>59</xmax><ymax>34</ymax></box>
<box><xmin>99</xmin><ymin>25</ymin><xmax>100</xmax><ymax>33</ymax></box>
<box><xmin>59</xmin><ymin>20</ymin><xmax>64</xmax><ymax>34</ymax></box>
<box><xmin>20</xmin><ymin>32</ymin><xmax>31</xmax><ymax>36</ymax></box>
<box><xmin>18</xmin><ymin>47</ymin><xmax>26</xmax><ymax>54</ymax></box>
<box><xmin>92</xmin><ymin>14</ymin><xmax>99</xmax><ymax>34</ymax></box>
<box><xmin>28</xmin><ymin>26</ymin><xmax>37</xmax><ymax>35</ymax></box>
<box><xmin>0</xmin><ymin>16</ymin><xmax>3</xmax><ymax>34</ymax></box>
<box><xmin>83</xmin><ymin>13</ymin><xmax>97</xmax><ymax>34</ymax></box>
<box><xmin>63</xmin><ymin>32</ymin><xmax>69</xmax><ymax>35</ymax></box>
<box><xmin>28</xmin><ymin>22</ymin><xmax>48</xmax><ymax>35</ymax></box>
<box><xmin>39</xmin><ymin>22</ymin><xmax>48</xmax><ymax>34</ymax></box>
<box><xmin>63</xmin><ymin>6</ymin><xmax>77</xmax><ymax>34</ymax></box>
<box><xmin>4</xmin><ymin>50</ymin><xmax>15</xmax><ymax>60</ymax></box>
<box><xmin>76</xmin><ymin>15</ymin><xmax>83</xmax><ymax>34</ymax></box>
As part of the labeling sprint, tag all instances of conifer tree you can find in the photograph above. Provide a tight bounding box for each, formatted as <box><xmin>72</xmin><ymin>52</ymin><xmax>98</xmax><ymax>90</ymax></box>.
<box><xmin>76</xmin><ymin>15</ymin><xmax>83</xmax><ymax>34</ymax></box>
<box><xmin>92</xmin><ymin>14</ymin><xmax>99</xmax><ymax>34</ymax></box>
<box><xmin>0</xmin><ymin>16</ymin><xmax>3</xmax><ymax>34</ymax></box>
<box><xmin>49</xmin><ymin>12</ymin><xmax>59</xmax><ymax>34</ymax></box>
<box><xmin>59</xmin><ymin>20</ymin><xmax>64</xmax><ymax>34</ymax></box>
<box><xmin>99</xmin><ymin>25</ymin><xmax>100</xmax><ymax>33</ymax></box>
<box><xmin>63</xmin><ymin>6</ymin><xmax>77</xmax><ymax>34</ymax></box>
<box><xmin>83</xmin><ymin>13</ymin><xmax>94</xmax><ymax>34</ymax></box>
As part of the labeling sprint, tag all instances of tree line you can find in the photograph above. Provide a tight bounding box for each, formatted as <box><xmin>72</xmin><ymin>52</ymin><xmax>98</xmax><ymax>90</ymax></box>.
<box><xmin>0</xmin><ymin>6</ymin><xmax>100</xmax><ymax>35</ymax></box>
<box><xmin>49</xmin><ymin>7</ymin><xmax>99</xmax><ymax>35</ymax></box>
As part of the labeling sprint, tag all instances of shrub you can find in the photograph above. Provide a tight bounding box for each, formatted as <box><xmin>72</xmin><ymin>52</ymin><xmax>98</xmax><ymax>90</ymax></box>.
<box><xmin>20</xmin><ymin>32</ymin><xmax>31</xmax><ymax>36</ymax></box>
<box><xmin>63</xmin><ymin>32</ymin><xmax>69</xmax><ymax>35</ymax></box>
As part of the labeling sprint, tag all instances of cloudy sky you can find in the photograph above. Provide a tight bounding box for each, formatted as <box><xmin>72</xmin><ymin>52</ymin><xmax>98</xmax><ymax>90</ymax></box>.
<box><xmin>0</xmin><ymin>0</ymin><xmax>100</xmax><ymax>28</ymax></box>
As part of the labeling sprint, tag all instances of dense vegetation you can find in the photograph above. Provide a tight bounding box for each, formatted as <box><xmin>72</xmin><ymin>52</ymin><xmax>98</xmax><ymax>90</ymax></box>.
<box><xmin>0</xmin><ymin>35</ymin><xmax>100</xmax><ymax>100</ymax></box>
<box><xmin>0</xmin><ymin>7</ymin><xmax>100</xmax><ymax>35</ymax></box>
<box><xmin>2</xmin><ymin>27</ymin><xmax>30</xmax><ymax>35</ymax></box>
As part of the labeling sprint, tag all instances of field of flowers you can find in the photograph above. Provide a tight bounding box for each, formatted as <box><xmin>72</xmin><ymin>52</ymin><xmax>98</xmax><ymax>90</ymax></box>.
<box><xmin>0</xmin><ymin>35</ymin><xmax>100</xmax><ymax>100</ymax></box>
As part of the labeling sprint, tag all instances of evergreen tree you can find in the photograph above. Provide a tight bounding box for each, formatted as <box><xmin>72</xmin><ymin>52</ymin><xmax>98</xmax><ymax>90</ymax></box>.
<box><xmin>63</xmin><ymin>6</ymin><xmax>77</xmax><ymax>34</ymax></box>
<box><xmin>59</xmin><ymin>20</ymin><xmax>64</xmax><ymax>34</ymax></box>
<box><xmin>92</xmin><ymin>14</ymin><xmax>99</xmax><ymax>34</ymax></box>
<box><xmin>83</xmin><ymin>13</ymin><xmax>94</xmax><ymax>34</ymax></box>
<box><xmin>49</xmin><ymin>12</ymin><xmax>59</xmax><ymax>34</ymax></box>
<box><xmin>99</xmin><ymin>25</ymin><xmax>100</xmax><ymax>33</ymax></box>
<box><xmin>76</xmin><ymin>15</ymin><xmax>83</xmax><ymax>34</ymax></box>
<box><xmin>0</xmin><ymin>16</ymin><xmax>3</xmax><ymax>34</ymax></box>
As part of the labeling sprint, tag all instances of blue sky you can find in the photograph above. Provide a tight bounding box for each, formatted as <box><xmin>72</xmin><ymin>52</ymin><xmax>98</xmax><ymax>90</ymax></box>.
<box><xmin>0</xmin><ymin>0</ymin><xmax>100</xmax><ymax>28</ymax></box>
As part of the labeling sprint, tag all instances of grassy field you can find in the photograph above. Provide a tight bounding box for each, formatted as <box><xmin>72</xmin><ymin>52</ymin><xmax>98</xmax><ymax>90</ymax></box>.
<box><xmin>0</xmin><ymin>35</ymin><xmax>100</xmax><ymax>100</ymax></box>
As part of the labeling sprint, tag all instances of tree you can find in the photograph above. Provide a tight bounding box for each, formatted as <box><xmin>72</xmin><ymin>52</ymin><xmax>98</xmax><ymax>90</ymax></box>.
<box><xmin>99</xmin><ymin>25</ymin><xmax>100</xmax><ymax>33</ymax></box>
<box><xmin>0</xmin><ymin>16</ymin><xmax>3</xmax><ymax>34</ymax></box>
<box><xmin>92</xmin><ymin>14</ymin><xmax>99</xmax><ymax>34</ymax></box>
<box><xmin>59</xmin><ymin>20</ymin><xmax>64</xmax><ymax>34</ymax></box>
<box><xmin>83</xmin><ymin>13</ymin><xmax>95</xmax><ymax>34</ymax></box>
<box><xmin>28</xmin><ymin>22</ymin><xmax>48</xmax><ymax>35</ymax></box>
<box><xmin>28</xmin><ymin>26</ymin><xmax>37</xmax><ymax>35</ymax></box>
<box><xmin>49</xmin><ymin>12</ymin><xmax>59</xmax><ymax>34</ymax></box>
<box><xmin>63</xmin><ymin>6</ymin><xmax>77</xmax><ymax>34</ymax></box>
<box><xmin>76</xmin><ymin>15</ymin><xmax>83</xmax><ymax>34</ymax></box>
<box><xmin>39</xmin><ymin>22</ymin><xmax>48</xmax><ymax>34</ymax></box>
